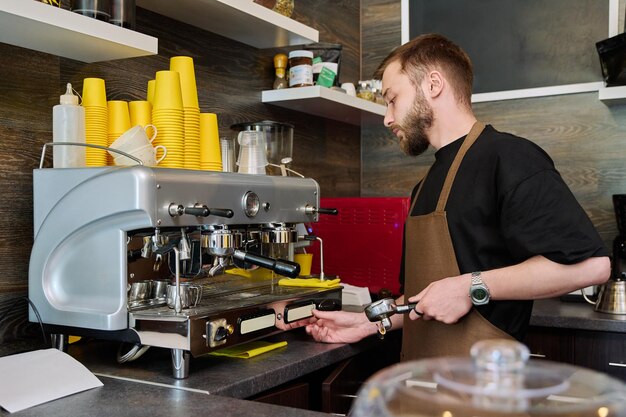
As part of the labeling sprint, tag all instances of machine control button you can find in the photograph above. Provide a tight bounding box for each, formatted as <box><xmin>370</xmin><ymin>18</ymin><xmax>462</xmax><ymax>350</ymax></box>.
<box><xmin>317</xmin><ymin>298</ymin><xmax>342</xmax><ymax>311</ymax></box>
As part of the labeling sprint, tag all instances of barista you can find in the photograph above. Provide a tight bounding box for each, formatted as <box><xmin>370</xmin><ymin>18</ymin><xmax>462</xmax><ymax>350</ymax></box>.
<box><xmin>302</xmin><ymin>34</ymin><xmax>610</xmax><ymax>360</ymax></box>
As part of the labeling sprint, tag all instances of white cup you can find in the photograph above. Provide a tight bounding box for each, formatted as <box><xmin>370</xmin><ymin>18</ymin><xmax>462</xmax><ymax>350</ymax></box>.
<box><xmin>341</xmin><ymin>82</ymin><xmax>356</xmax><ymax>97</ymax></box>
<box><xmin>114</xmin><ymin>143</ymin><xmax>167</xmax><ymax>166</ymax></box>
<box><xmin>108</xmin><ymin>124</ymin><xmax>158</xmax><ymax>156</ymax></box>
<box><xmin>236</xmin><ymin>131</ymin><xmax>268</xmax><ymax>172</ymax></box>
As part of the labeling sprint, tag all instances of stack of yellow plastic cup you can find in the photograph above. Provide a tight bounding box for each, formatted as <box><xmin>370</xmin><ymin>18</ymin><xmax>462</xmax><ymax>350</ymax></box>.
<box><xmin>129</xmin><ymin>100</ymin><xmax>152</xmax><ymax>127</ymax></box>
<box><xmin>199</xmin><ymin>113</ymin><xmax>222</xmax><ymax>171</ymax></box>
<box><xmin>82</xmin><ymin>78</ymin><xmax>108</xmax><ymax>166</ymax></box>
<box><xmin>170</xmin><ymin>56</ymin><xmax>200</xmax><ymax>170</ymax></box>
<box><xmin>146</xmin><ymin>79</ymin><xmax>155</xmax><ymax>105</ymax></box>
<box><xmin>107</xmin><ymin>100</ymin><xmax>131</xmax><ymax>165</ymax></box>
<box><xmin>152</xmin><ymin>70</ymin><xmax>184</xmax><ymax>168</ymax></box>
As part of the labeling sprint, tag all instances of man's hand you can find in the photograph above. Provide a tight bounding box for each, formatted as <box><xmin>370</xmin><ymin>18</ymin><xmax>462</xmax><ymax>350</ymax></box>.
<box><xmin>407</xmin><ymin>274</ymin><xmax>472</xmax><ymax>323</ymax></box>
<box><xmin>304</xmin><ymin>309</ymin><xmax>378</xmax><ymax>343</ymax></box>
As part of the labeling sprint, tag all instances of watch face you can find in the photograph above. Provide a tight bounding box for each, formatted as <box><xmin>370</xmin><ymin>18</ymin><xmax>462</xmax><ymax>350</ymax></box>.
<box><xmin>473</xmin><ymin>288</ymin><xmax>488</xmax><ymax>301</ymax></box>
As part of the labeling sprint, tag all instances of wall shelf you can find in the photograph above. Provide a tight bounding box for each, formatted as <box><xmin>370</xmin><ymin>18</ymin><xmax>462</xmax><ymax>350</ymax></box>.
<box><xmin>0</xmin><ymin>0</ymin><xmax>157</xmax><ymax>62</ymax></box>
<box><xmin>136</xmin><ymin>0</ymin><xmax>318</xmax><ymax>48</ymax></box>
<box><xmin>262</xmin><ymin>86</ymin><xmax>386</xmax><ymax>126</ymax></box>
<box><xmin>598</xmin><ymin>85</ymin><xmax>626</xmax><ymax>105</ymax></box>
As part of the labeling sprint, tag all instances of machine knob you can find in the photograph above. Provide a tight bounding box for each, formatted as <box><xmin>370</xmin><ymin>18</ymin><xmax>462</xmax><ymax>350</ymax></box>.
<box><xmin>168</xmin><ymin>203</ymin><xmax>184</xmax><ymax>217</ymax></box>
<box><xmin>304</xmin><ymin>205</ymin><xmax>338</xmax><ymax>215</ymax></box>
<box><xmin>184</xmin><ymin>205</ymin><xmax>210</xmax><ymax>217</ymax></box>
<box><xmin>180</xmin><ymin>205</ymin><xmax>235</xmax><ymax>218</ymax></box>
<box><xmin>214</xmin><ymin>324</ymin><xmax>234</xmax><ymax>342</ymax></box>
<box><xmin>207</xmin><ymin>208</ymin><xmax>234</xmax><ymax>218</ymax></box>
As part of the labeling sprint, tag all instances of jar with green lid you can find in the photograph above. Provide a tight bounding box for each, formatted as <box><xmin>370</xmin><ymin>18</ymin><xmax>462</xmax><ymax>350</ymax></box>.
<box><xmin>288</xmin><ymin>50</ymin><xmax>313</xmax><ymax>88</ymax></box>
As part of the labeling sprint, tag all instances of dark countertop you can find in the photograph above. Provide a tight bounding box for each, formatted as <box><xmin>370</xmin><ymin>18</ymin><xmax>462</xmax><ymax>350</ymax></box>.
<box><xmin>530</xmin><ymin>298</ymin><xmax>626</xmax><ymax>333</ymax></box>
<box><xmin>0</xmin><ymin>374</ymin><xmax>329</xmax><ymax>417</ymax></box>
<box><xmin>67</xmin><ymin>330</ymin><xmax>374</xmax><ymax>398</ymax></box>
<box><xmin>0</xmin><ymin>329</ymin><xmax>378</xmax><ymax>417</ymax></box>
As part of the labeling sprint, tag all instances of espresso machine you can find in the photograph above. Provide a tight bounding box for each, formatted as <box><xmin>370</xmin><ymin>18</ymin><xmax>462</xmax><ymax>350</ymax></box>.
<box><xmin>29</xmin><ymin>165</ymin><xmax>341</xmax><ymax>378</ymax></box>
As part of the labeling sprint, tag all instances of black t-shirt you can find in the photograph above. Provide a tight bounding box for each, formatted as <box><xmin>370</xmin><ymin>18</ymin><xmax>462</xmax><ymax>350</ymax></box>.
<box><xmin>399</xmin><ymin>125</ymin><xmax>608</xmax><ymax>340</ymax></box>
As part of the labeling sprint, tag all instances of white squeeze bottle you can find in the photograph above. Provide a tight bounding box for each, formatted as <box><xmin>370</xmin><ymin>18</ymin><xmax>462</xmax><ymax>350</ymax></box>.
<box><xmin>53</xmin><ymin>83</ymin><xmax>85</xmax><ymax>168</ymax></box>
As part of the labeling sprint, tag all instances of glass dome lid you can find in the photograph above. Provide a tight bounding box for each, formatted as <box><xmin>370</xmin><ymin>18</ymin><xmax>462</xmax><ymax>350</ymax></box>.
<box><xmin>350</xmin><ymin>339</ymin><xmax>626</xmax><ymax>417</ymax></box>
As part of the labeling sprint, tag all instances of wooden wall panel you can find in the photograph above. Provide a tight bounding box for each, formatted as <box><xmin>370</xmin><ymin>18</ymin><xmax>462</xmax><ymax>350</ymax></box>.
<box><xmin>361</xmin><ymin>0</ymin><xmax>401</xmax><ymax>80</ymax></box>
<box><xmin>0</xmin><ymin>1</ymin><xmax>360</xmax><ymax>342</ymax></box>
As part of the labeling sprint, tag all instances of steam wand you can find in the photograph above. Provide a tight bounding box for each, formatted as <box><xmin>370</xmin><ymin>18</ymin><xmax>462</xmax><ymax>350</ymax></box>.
<box><xmin>153</xmin><ymin>242</ymin><xmax>184</xmax><ymax>314</ymax></box>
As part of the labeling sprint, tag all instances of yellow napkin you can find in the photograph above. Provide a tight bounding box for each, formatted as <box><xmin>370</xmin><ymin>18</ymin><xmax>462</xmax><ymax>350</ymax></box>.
<box><xmin>209</xmin><ymin>341</ymin><xmax>287</xmax><ymax>359</ymax></box>
<box><xmin>278</xmin><ymin>278</ymin><xmax>341</xmax><ymax>288</ymax></box>
<box><xmin>225</xmin><ymin>267</ymin><xmax>275</xmax><ymax>279</ymax></box>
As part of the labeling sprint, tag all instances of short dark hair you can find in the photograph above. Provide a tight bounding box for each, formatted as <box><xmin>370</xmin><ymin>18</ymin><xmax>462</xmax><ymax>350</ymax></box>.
<box><xmin>374</xmin><ymin>33</ymin><xmax>473</xmax><ymax>109</ymax></box>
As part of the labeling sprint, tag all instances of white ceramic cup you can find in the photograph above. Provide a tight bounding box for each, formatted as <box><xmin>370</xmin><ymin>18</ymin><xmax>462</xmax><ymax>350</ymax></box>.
<box><xmin>114</xmin><ymin>143</ymin><xmax>167</xmax><ymax>166</ymax></box>
<box><xmin>108</xmin><ymin>124</ymin><xmax>158</xmax><ymax>156</ymax></box>
<box><xmin>341</xmin><ymin>82</ymin><xmax>356</xmax><ymax>97</ymax></box>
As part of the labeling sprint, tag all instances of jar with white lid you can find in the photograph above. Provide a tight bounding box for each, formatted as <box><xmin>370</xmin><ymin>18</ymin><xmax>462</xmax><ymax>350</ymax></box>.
<box><xmin>288</xmin><ymin>50</ymin><xmax>313</xmax><ymax>88</ymax></box>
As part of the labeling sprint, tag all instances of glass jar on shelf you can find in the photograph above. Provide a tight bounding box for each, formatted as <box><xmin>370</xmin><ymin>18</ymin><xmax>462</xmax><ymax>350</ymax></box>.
<box><xmin>254</xmin><ymin>0</ymin><xmax>294</xmax><ymax>18</ymax></box>
<box><xmin>273</xmin><ymin>0</ymin><xmax>294</xmax><ymax>17</ymax></box>
<box><xmin>356</xmin><ymin>80</ymin><xmax>374</xmax><ymax>102</ymax></box>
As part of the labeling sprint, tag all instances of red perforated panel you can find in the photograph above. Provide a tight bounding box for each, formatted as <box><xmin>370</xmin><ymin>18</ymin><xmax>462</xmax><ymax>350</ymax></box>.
<box><xmin>306</xmin><ymin>197</ymin><xmax>410</xmax><ymax>295</ymax></box>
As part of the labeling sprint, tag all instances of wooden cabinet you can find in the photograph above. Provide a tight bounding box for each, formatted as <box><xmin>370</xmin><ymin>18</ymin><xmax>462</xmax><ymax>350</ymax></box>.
<box><xmin>525</xmin><ymin>326</ymin><xmax>626</xmax><ymax>381</ymax></box>
<box><xmin>250</xmin><ymin>333</ymin><xmax>401</xmax><ymax>413</ymax></box>
<box><xmin>321</xmin><ymin>333</ymin><xmax>401</xmax><ymax>415</ymax></box>
<box><xmin>524</xmin><ymin>326</ymin><xmax>576</xmax><ymax>364</ymax></box>
<box><xmin>574</xmin><ymin>329</ymin><xmax>626</xmax><ymax>380</ymax></box>
<box><xmin>252</xmin><ymin>381</ymin><xmax>311</xmax><ymax>410</ymax></box>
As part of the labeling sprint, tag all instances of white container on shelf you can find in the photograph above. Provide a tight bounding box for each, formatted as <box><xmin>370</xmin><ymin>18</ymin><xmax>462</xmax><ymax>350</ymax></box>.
<box><xmin>52</xmin><ymin>83</ymin><xmax>86</xmax><ymax>168</ymax></box>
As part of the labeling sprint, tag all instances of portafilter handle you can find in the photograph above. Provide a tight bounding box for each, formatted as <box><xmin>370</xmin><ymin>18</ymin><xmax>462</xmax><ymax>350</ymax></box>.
<box><xmin>364</xmin><ymin>298</ymin><xmax>418</xmax><ymax>324</ymax></box>
<box><xmin>232</xmin><ymin>250</ymin><xmax>300</xmax><ymax>278</ymax></box>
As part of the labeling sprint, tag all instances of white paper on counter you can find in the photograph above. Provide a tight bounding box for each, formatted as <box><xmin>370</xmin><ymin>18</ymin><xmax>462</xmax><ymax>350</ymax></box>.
<box><xmin>0</xmin><ymin>348</ymin><xmax>103</xmax><ymax>413</ymax></box>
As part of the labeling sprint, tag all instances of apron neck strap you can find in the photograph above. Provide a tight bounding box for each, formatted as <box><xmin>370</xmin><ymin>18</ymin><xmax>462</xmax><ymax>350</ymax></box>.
<box><xmin>410</xmin><ymin>121</ymin><xmax>486</xmax><ymax>213</ymax></box>
<box><xmin>436</xmin><ymin>121</ymin><xmax>485</xmax><ymax>211</ymax></box>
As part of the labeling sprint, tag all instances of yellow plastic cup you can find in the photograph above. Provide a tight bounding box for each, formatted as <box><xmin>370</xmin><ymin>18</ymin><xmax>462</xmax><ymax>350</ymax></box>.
<box><xmin>129</xmin><ymin>100</ymin><xmax>152</xmax><ymax>128</ymax></box>
<box><xmin>153</xmin><ymin>71</ymin><xmax>184</xmax><ymax>110</ymax></box>
<box><xmin>82</xmin><ymin>78</ymin><xmax>107</xmax><ymax>107</ymax></box>
<box><xmin>107</xmin><ymin>100</ymin><xmax>131</xmax><ymax>139</ymax></box>
<box><xmin>170</xmin><ymin>56</ymin><xmax>199</xmax><ymax>109</ymax></box>
<box><xmin>294</xmin><ymin>253</ymin><xmax>313</xmax><ymax>277</ymax></box>
<box><xmin>199</xmin><ymin>112</ymin><xmax>222</xmax><ymax>170</ymax></box>
<box><xmin>147</xmin><ymin>79</ymin><xmax>155</xmax><ymax>104</ymax></box>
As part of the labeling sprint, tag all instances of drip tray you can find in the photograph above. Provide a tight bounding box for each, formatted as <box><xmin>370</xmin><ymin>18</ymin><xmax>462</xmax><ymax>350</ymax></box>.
<box><xmin>132</xmin><ymin>273</ymin><xmax>337</xmax><ymax>319</ymax></box>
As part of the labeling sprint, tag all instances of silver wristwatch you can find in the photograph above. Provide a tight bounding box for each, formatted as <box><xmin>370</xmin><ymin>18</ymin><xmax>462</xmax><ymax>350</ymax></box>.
<box><xmin>469</xmin><ymin>271</ymin><xmax>490</xmax><ymax>305</ymax></box>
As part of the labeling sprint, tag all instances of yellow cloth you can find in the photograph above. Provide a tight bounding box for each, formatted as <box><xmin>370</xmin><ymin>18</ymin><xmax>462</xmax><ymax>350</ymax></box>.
<box><xmin>278</xmin><ymin>278</ymin><xmax>341</xmax><ymax>288</ymax></box>
<box><xmin>225</xmin><ymin>267</ymin><xmax>275</xmax><ymax>279</ymax></box>
<box><xmin>209</xmin><ymin>341</ymin><xmax>287</xmax><ymax>359</ymax></box>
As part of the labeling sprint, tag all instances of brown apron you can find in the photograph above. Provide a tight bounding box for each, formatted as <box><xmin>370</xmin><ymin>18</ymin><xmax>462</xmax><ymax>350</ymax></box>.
<box><xmin>401</xmin><ymin>121</ymin><xmax>513</xmax><ymax>362</ymax></box>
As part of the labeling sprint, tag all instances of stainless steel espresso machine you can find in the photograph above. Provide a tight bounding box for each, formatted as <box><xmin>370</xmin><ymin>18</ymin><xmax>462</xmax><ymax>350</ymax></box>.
<box><xmin>29</xmin><ymin>165</ymin><xmax>341</xmax><ymax>378</ymax></box>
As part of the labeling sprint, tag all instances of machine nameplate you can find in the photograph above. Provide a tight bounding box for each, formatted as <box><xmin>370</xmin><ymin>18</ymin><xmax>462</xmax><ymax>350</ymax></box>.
<box><xmin>240</xmin><ymin>313</ymin><xmax>276</xmax><ymax>334</ymax></box>
<box><xmin>285</xmin><ymin>303</ymin><xmax>315</xmax><ymax>323</ymax></box>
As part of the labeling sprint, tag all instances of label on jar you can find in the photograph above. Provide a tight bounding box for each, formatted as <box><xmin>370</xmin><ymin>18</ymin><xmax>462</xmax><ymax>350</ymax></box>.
<box><xmin>289</xmin><ymin>65</ymin><xmax>313</xmax><ymax>87</ymax></box>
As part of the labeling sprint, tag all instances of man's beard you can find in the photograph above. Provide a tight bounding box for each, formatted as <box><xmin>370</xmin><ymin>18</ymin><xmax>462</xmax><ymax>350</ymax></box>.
<box><xmin>395</xmin><ymin>93</ymin><xmax>433</xmax><ymax>156</ymax></box>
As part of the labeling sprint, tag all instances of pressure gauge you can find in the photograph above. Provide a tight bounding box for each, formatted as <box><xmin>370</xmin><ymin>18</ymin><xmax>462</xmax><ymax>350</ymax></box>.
<box><xmin>242</xmin><ymin>191</ymin><xmax>260</xmax><ymax>217</ymax></box>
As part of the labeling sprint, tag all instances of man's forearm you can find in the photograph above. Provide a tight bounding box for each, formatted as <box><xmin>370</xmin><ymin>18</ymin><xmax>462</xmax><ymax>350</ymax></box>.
<box><xmin>482</xmin><ymin>255</ymin><xmax>610</xmax><ymax>300</ymax></box>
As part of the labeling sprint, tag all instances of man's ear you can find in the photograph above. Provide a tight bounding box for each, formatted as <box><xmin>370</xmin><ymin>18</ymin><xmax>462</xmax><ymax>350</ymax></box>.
<box><xmin>427</xmin><ymin>71</ymin><xmax>443</xmax><ymax>97</ymax></box>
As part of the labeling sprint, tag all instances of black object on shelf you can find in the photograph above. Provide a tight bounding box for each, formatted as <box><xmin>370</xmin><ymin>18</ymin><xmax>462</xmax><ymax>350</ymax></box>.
<box><xmin>596</xmin><ymin>33</ymin><xmax>626</xmax><ymax>86</ymax></box>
